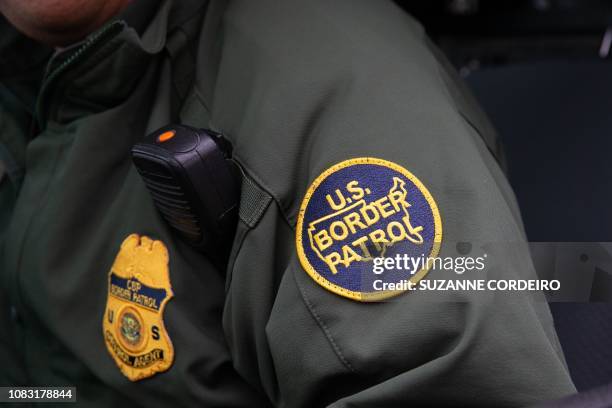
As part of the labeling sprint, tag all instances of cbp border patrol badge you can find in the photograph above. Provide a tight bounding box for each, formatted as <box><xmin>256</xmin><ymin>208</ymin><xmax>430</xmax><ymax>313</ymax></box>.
<box><xmin>296</xmin><ymin>158</ymin><xmax>442</xmax><ymax>301</ymax></box>
<box><xmin>103</xmin><ymin>234</ymin><xmax>174</xmax><ymax>381</ymax></box>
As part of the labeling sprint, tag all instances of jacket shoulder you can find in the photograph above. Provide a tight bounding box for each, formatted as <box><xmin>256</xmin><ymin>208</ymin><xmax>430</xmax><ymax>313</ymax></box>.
<box><xmin>206</xmin><ymin>0</ymin><xmax>465</xmax><ymax>222</ymax></box>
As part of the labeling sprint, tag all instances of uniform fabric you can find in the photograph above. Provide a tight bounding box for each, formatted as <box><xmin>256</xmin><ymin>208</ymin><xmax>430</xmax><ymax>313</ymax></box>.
<box><xmin>0</xmin><ymin>0</ymin><xmax>575</xmax><ymax>406</ymax></box>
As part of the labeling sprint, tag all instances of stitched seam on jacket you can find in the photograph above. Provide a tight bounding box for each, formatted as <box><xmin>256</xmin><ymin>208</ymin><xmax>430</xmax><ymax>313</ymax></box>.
<box><xmin>293</xmin><ymin>269</ymin><xmax>355</xmax><ymax>373</ymax></box>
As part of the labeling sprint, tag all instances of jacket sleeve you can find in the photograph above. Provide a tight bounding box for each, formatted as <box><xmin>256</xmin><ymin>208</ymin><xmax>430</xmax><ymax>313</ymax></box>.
<box><xmin>208</xmin><ymin>0</ymin><xmax>577</xmax><ymax>406</ymax></box>
<box><xmin>258</xmin><ymin>8</ymin><xmax>575</xmax><ymax>408</ymax></box>
<box><xmin>263</xmin><ymin>80</ymin><xmax>576</xmax><ymax>405</ymax></box>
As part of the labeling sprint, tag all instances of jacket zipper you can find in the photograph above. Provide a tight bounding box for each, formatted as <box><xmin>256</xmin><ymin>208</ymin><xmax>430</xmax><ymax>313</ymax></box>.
<box><xmin>34</xmin><ymin>20</ymin><xmax>126</xmax><ymax>129</ymax></box>
<box><xmin>7</xmin><ymin>20</ymin><xmax>127</xmax><ymax>368</ymax></box>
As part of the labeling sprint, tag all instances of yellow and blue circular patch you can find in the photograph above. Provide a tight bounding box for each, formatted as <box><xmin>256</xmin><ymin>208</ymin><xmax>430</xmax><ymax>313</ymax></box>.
<box><xmin>296</xmin><ymin>158</ymin><xmax>442</xmax><ymax>301</ymax></box>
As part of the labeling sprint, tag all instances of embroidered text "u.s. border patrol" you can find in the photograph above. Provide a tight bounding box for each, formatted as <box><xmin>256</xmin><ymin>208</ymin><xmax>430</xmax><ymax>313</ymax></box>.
<box><xmin>296</xmin><ymin>158</ymin><xmax>442</xmax><ymax>301</ymax></box>
<box><xmin>103</xmin><ymin>234</ymin><xmax>175</xmax><ymax>381</ymax></box>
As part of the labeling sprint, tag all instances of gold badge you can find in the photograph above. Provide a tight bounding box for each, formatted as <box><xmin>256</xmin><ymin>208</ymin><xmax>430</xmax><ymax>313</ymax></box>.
<box><xmin>103</xmin><ymin>234</ymin><xmax>174</xmax><ymax>381</ymax></box>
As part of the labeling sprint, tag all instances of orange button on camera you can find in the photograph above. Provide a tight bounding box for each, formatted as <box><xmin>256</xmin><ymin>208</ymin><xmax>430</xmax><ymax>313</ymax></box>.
<box><xmin>157</xmin><ymin>130</ymin><xmax>176</xmax><ymax>143</ymax></box>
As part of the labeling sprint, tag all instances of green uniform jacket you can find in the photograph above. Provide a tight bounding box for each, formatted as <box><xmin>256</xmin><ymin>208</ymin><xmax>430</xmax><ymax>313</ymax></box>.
<box><xmin>0</xmin><ymin>0</ymin><xmax>576</xmax><ymax>406</ymax></box>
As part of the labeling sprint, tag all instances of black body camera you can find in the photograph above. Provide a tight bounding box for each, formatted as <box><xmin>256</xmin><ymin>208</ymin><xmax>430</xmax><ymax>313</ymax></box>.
<box><xmin>131</xmin><ymin>125</ymin><xmax>240</xmax><ymax>258</ymax></box>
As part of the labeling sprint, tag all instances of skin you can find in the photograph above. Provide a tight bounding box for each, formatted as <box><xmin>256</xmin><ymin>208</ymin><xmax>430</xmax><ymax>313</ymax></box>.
<box><xmin>0</xmin><ymin>0</ymin><xmax>131</xmax><ymax>46</ymax></box>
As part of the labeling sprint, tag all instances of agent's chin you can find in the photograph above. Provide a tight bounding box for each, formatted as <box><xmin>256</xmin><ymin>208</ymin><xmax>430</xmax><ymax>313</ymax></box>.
<box><xmin>0</xmin><ymin>0</ymin><xmax>129</xmax><ymax>46</ymax></box>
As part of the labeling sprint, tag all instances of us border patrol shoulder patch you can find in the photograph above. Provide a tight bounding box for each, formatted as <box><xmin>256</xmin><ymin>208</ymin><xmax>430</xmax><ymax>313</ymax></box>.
<box><xmin>296</xmin><ymin>158</ymin><xmax>442</xmax><ymax>301</ymax></box>
<box><xmin>103</xmin><ymin>234</ymin><xmax>174</xmax><ymax>381</ymax></box>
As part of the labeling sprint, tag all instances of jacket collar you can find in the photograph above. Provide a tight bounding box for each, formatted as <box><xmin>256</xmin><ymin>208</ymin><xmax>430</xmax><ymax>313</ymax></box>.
<box><xmin>1</xmin><ymin>0</ymin><xmax>208</xmax><ymax>128</ymax></box>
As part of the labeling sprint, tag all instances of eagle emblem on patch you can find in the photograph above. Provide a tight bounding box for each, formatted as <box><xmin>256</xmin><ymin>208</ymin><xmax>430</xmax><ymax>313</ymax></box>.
<box><xmin>296</xmin><ymin>158</ymin><xmax>442</xmax><ymax>301</ymax></box>
<box><xmin>103</xmin><ymin>234</ymin><xmax>174</xmax><ymax>381</ymax></box>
